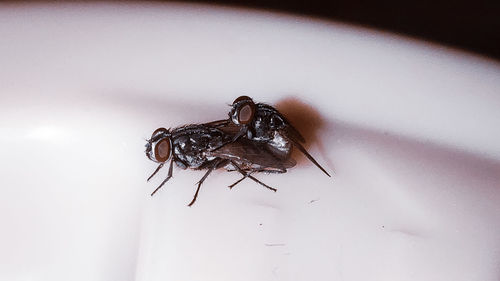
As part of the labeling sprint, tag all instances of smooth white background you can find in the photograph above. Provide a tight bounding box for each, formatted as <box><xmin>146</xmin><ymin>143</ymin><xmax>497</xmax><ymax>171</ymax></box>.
<box><xmin>1</xmin><ymin>3</ymin><xmax>499</xmax><ymax>281</ymax></box>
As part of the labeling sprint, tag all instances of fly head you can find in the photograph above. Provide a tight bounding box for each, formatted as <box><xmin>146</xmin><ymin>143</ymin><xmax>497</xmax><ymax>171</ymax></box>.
<box><xmin>145</xmin><ymin>127</ymin><xmax>172</xmax><ymax>163</ymax></box>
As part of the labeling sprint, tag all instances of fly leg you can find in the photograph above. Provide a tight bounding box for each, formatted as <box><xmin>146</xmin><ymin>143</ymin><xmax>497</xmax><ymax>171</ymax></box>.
<box><xmin>151</xmin><ymin>159</ymin><xmax>174</xmax><ymax>196</ymax></box>
<box><xmin>147</xmin><ymin>163</ymin><xmax>164</xmax><ymax>181</ymax></box>
<box><xmin>209</xmin><ymin>127</ymin><xmax>246</xmax><ymax>152</ymax></box>
<box><xmin>230</xmin><ymin>127</ymin><xmax>247</xmax><ymax>142</ymax></box>
<box><xmin>228</xmin><ymin>170</ymin><xmax>255</xmax><ymax>189</ymax></box>
<box><xmin>229</xmin><ymin>166</ymin><xmax>287</xmax><ymax>190</ymax></box>
<box><xmin>187</xmin><ymin>159</ymin><xmax>224</xmax><ymax>207</ymax></box>
<box><xmin>229</xmin><ymin>161</ymin><xmax>277</xmax><ymax>192</ymax></box>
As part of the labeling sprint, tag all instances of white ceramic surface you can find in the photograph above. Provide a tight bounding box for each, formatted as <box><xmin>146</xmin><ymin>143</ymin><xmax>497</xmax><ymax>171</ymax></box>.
<box><xmin>1</xmin><ymin>3</ymin><xmax>500</xmax><ymax>281</ymax></box>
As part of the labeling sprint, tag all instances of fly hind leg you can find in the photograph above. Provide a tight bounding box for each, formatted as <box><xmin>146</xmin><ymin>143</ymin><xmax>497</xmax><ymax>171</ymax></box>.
<box><xmin>228</xmin><ymin>161</ymin><xmax>278</xmax><ymax>192</ymax></box>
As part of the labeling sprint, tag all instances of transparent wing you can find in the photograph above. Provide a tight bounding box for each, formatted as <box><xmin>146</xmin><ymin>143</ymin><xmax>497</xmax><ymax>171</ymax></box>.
<box><xmin>207</xmin><ymin>138</ymin><xmax>296</xmax><ymax>171</ymax></box>
<box><xmin>203</xmin><ymin>119</ymin><xmax>230</xmax><ymax>128</ymax></box>
<box><xmin>283</xmin><ymin>122</ymin><xmax>306</xmax><ymax>143</ymax></box>
<box><xmin>258</xmin><ymin>103</ymin><xmax>306</xmax><ymax>143</ymax></box>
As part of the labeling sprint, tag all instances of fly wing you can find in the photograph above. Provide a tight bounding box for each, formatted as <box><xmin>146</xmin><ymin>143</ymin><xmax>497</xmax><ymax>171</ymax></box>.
<box><xmin>207</xmin><ymin>138</ymin><xmax>296</xmax><ymax>171</ymax></box>
<box><xmin>257</xmin><ymin>103</ymin><xmax>306</xmax><ymax>143</ymax></box>
<box><xmin>282</xmin><ymin>119</ymin><xmax>306</xmax><ymax>143</ymax></box>
<box><xmin>203</xmin><ymin>119</ymin><xmax>230</xmax><ymax>128</ymax></box>
<box><xmin>204</xmin><ymin>119</ymin><xmax>242</xmax><ymax>135</ymax></box>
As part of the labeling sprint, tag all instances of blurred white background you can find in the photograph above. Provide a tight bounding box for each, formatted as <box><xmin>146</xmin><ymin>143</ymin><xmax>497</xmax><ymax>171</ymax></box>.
<box><xmin>1</xmin><ymin>3</ymin><xmax>499</xmax><ymax>281</ymax></box>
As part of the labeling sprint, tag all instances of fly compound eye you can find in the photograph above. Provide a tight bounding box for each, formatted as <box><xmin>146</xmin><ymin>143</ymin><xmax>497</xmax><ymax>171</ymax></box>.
<box><xmin>154</xmin><ymin>138</ymin><xmax>171</xmax><ymax>162</ymax></box>
<box><xmin>237</xmin><ymin>103</ymin><xmax>255</xmax><ymax>124</ymax></box>
<box><xmin>231</xmin><ymin>96</ymin><xmax>255</xmax><ymax>125</ymax></box>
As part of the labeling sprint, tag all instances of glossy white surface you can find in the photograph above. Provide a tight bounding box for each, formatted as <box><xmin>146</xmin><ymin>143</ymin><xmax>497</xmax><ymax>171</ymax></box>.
<box><xmin>1</xmin><ymin>3</ymin><xmax>499</xmax><ymax>281</ymax></box>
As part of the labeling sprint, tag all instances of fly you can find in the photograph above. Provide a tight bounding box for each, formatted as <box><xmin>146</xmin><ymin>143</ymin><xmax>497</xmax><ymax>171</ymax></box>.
<box><xmin>145</xmin><ymin>96</ymin><xmax>329</xmax><ymax>206</ymax></box>
<box><xmin>145</xmin><ymin>122</ymin><xmax>276</xmax><ymax>206</ymax></box>
<box><xmin>223</xmin><ymin>96</ymin><xmax>331</xmax><ymax>177</ymax></box>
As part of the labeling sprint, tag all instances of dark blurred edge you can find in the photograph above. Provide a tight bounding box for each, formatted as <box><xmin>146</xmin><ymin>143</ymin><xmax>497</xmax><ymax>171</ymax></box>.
<box><xmin>187</xmin><ymin>0</ymin><xmax>500</xmax><ymax>61</ymax></box>
<box><xmin>5</xmin><ymin>0</ymin><xmax>498</xmax><ymax>60</ymax></box>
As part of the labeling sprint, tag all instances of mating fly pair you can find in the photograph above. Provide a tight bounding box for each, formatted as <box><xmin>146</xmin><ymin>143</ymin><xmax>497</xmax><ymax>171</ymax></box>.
<box><xmin>145</xmin><ymin>96</ymin><xmax>330</xmax><ymax>206</ymax></box>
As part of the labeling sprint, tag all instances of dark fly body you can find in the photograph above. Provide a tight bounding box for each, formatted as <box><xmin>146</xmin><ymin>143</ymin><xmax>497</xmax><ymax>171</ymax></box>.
<box><xmin>224</xmin><ymin>96</ymin><xmax>331</xmax><ymax>177</ymax></box>
<box><xmin>145</xmin><ymin>122</ymin><xmax>277</xmax><ymax>206</ymax></box>
<box><xmin>145</xmin><ymin>125</ymin><xmax>227</xmax><ymax>203</ymax></box>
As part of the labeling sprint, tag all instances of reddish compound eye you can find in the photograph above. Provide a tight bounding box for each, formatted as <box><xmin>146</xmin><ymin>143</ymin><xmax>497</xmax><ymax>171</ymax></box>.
<box><xmin>154</xmin><ymin>138</ymin><xmax>171</xmax><ymax>162</ymax></box>
<box><xmin>231</xmin><ymin>96</ymin><xmax>255</xmax><ymax>125</ymax></box>
<box><xmin>237</xmin><ymin>103</ymin><xmax>254</xmax><ymax>124</ymax></box>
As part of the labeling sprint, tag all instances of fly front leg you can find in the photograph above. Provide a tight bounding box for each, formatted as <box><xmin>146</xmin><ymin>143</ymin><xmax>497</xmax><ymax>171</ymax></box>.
<box><xmin>151</xmin><ymin>159</ymin><xmax>174</xmax><ymax>196</ymax></box>
<box><xmin>209</xmin><ymin>127</ymin><xmax>246</xmax><ymax>152</ymax></box>
<box><xmin>147</xmin><ymin>162</ymin><xmax>164</xmax><ymax>181</ymax></box>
